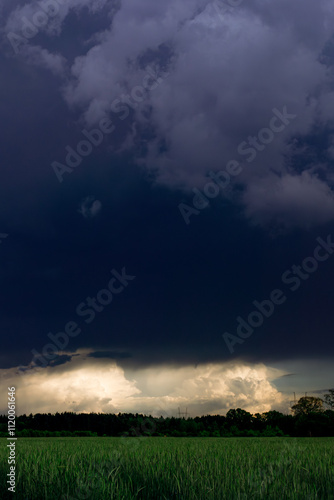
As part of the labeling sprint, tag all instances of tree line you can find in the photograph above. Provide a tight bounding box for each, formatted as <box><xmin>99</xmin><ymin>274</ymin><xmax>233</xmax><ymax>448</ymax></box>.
<box><xmin>1</xmin><ymin>392</ymin><xmax>333</xmax><ymax>438</ymax></box>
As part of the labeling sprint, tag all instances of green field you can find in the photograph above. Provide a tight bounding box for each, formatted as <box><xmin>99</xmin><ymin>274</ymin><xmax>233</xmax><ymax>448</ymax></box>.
<box><xmin>1</xmin><ymin>437</ymin><xmax>334</xmax><ymax>499</ymax></box>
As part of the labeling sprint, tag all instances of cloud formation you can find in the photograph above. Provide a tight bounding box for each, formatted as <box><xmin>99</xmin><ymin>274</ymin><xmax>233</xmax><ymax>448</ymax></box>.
<box><xmin>0</xmin><ymin>354</ymin><xmax>287</xmax><ymax>416</ymax></box>
<box><xmin>243</xmin><ymin>172</ymin><xmax>334</xmax><ymax>229</ymax></box>
<box><xmin>3</xmin><ymin>0</ymin><xmax>334</xmax><ymax>227</ymax></box>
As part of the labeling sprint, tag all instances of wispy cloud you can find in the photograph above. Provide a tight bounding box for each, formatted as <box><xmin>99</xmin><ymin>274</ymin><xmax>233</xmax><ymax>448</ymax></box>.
<box><xmin>77</xmin><ymin>196</ymin><xmax>102</xmax><ymax>218</ymax></box>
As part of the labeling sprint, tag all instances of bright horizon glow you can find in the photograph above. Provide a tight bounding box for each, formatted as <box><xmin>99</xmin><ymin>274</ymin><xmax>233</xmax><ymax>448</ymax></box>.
<box><xmin>0</xmin><ymin>353</ymin><xmax>289</xmax><ymax>416</ymax></box>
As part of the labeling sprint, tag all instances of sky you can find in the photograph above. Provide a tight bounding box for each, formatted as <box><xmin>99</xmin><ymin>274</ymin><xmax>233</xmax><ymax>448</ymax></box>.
<box><xmin>1</xmin><ymin>0</ymin><xmax>334</xmax><ymax>418</ymax></box>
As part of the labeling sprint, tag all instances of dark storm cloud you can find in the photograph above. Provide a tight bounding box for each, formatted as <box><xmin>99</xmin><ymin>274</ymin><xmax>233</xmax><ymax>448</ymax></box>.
<box><xmin>3</xmin><ymin>0</ymin><xmax>334</xmax><ymax>226</ymax></box>
<box><xmin>47</xmin><ymin>354</ymin><xmax>73</xmax><ymax>367</ymax></box>
<box><xmin>87</xmin><ymin>350</ymin><xmax>132</xmax><ymax>359</ymax></box>
<box><xmin>0</xmin><ymin>0</ymin><xmax>334</xmax><ymax>380</ymax></box>
<box><xmin>34</xmin><ymin>0</ymin><xmax>334</xmax><ymax>227</ymax></box>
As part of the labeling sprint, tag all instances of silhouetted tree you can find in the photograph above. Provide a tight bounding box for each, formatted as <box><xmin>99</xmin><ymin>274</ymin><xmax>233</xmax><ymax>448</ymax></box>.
<box><xmin>291</xmin><ymin>396</ymin><xmax>323</xmax><ymax>416</ymax></box>
<box><xmin>1</xmin><ymin>404</ymin><xmax>334</xmax><ymax>438</ymax></box>
<box><xmin>225</xmin><ymin>409</ymin><xmax>253</xmax><ymax>430</ymax></box>
<box><xmin>324</xmin><ymin>389</ymin><xmax>334</xmax><ymax>409</ymax></box>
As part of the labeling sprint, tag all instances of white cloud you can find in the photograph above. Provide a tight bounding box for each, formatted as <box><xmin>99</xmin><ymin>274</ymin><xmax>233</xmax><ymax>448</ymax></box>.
<box><xmin>0</xmin><ymin>355</ymin><xmax>288</xmax><ymax>416</ymax></box>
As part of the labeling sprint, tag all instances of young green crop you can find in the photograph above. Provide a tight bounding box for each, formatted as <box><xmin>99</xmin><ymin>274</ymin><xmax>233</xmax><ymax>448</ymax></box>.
<box><xmin>1</xmin><ymin>437</ymin><xmax>333</xmax><ymax>499</ymax></box>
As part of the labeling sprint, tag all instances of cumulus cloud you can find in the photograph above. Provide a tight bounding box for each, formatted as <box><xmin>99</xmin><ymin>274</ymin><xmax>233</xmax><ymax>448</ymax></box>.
<box><xmin>78</xmin><ymin>195</ymin><xmax>102</xmax><ymax>218</ymax></box>
<box><xmin>0</xmin><ymin>354</ymin><xmax>288</xmax><ymax>416</ymax></box>
<box><xmin>59</xmin><ymin>0</ymin><xmax>334</xmax><ymax>227</ymax></box>
<box><xmin>2</xmin><ymin>0</ymin><xmax>115</xmax><ymax>74</ymax></box>
<box><xmin>4</xmin><ymin>0</ymin><xmax>334</xmax><ymax>228</ymax></box>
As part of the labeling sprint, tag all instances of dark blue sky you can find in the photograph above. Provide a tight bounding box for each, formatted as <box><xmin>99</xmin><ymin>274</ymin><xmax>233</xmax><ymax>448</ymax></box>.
<box><xmin>1</xmin><ymin>0</ymin><xmax>334</xmax><ymax>416</ymax></box>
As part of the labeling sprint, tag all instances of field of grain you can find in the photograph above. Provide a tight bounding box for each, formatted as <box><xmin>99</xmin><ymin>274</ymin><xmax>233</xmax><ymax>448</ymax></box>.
<box><xmin>1</xmin><ymin>437</ymin><xmax>334</xmax><ymax>499</ymax></box>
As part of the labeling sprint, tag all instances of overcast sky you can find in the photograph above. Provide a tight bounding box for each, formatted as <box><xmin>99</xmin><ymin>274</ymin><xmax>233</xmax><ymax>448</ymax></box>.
<box><xmin>1</xmin><ymin>0</ymin><xmax>334</xmax><ymax>417</ymax></box>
